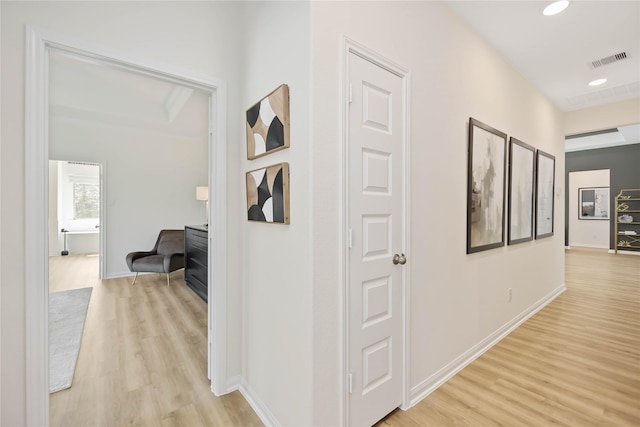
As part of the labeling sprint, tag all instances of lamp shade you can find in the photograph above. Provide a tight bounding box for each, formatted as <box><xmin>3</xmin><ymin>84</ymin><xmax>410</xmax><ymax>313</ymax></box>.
<box><xmin>196</xmin><ymin>186</ymin><xmax>208</xmax><ymax>201</ymax></box>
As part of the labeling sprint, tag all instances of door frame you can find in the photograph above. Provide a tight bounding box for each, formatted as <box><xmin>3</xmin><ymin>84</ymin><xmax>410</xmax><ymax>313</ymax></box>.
<box><xmin>25</xmin><ymin>26</ymin><xmax>229</xmax><ymax>425</ymax></box>
<box><xmin>342</xmin><ymin>37</ymin><xmax>411</xmax><ymax>425</ymax></box>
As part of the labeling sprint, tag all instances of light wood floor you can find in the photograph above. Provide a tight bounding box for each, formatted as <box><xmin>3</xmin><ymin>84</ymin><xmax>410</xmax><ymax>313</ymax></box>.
<box><xmin>380</xmin><ymin>247</ymin><xmax>640</xmax><ymax>426</ymax></box>
<box><xmin>49</xmin><ymin>254</ymin><xmax>262</xmax><ymax>427</ymax></box>
<box><xmin>50</xmin><ymin>249</ymin><xmax>639</xmax><ymax>426</ymax></box>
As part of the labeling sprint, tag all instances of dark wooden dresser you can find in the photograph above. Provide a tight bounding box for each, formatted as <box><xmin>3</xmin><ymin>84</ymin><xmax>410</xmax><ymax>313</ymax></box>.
<box><xmin>184</xmin><ymin>225</ymin><xmax>208</xmax><ymax>302</ymax></box>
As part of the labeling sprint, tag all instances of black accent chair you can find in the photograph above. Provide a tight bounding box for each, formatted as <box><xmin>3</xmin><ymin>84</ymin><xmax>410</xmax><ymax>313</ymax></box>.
<box><xmin>126</xmin><ymin>229</ymin><xmax>185</xmax><ymax>286</ymax></box>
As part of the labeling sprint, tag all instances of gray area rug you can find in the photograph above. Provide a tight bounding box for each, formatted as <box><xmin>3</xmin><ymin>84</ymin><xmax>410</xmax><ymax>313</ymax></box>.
<box><xmin>49</xmin><ymin>287</ymin><xmax>93</xmax><ymax>393</ymax></box>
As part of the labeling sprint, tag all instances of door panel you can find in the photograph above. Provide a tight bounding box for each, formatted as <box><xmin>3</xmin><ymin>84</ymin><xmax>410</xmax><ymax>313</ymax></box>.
<box><xmin>348</xmin><ymin>52</ymin><xmax>405</xmax><ymax>427</ymax></box>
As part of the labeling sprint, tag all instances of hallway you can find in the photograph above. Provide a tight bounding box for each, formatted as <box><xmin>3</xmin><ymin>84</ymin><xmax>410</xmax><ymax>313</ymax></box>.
<box><xmin>380</xmin><ymin>248</ymin><xmax>640</xmax><ymax>426</ymax></box>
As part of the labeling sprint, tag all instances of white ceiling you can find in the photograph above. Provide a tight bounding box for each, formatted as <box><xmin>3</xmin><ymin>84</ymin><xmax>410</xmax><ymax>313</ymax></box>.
<box><xmin>49</xmin><ymin>50</ymin><xmax>209</xmax><ymax>140</ymax></box>
<box><xmin>446</xmin><ymin>0</ymin><xmax>640</xmax><ymax>151</ymax></box>
<box><xmin>565</xmin><ymin>123</ymin><xmax>640</xmax><ymax>151</ymax></box>
<box><xmin>446</xmin><ymin>0</ymin><xmax>640</xmax><ymax>113</ymax></box>
<box><xmin>49</xmin><ymin>3</ymin><xmax>639</xmax><ymax>151</ymax></box>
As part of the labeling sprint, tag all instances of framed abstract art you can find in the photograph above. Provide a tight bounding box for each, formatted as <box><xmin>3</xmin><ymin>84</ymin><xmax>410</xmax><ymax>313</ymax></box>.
<box><xmin>467</xmin><ymin>118</ymin><xmax>507</xmax><ymax>253</ymax></box>
<box><xmin>246</xmin><ymin>163</ymin><xmax>290</xmax><ymax>224</ymax></box>
<box><xmin>507</xmin><ymin>137</ymin><xmax>535</xmax><ymax>245</ymax></box>
<box><xmin>535</xmin><ymin>150</ymin><xmax>555</xmax><ymax>239</ymax></box>
<box><xmin>246</xmin><ymin>84</ymin><xmax>290</xmax><ymax>160</ymax></box>
<box><xmin>578</xmin><ymin>187</ymin><xmax>609</xmax><ymax>220</ymax></box>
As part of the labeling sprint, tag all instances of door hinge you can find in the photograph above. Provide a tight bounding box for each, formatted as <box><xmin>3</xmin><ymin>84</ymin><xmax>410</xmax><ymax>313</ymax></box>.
<box><xmin>348</xmin><ymin>228</ymin><xmax>353</xmax><ymax>249</ymax></box>
<box><xmin>348</xmin><ymin>373</ymin><xmax>353</xmax><ymax>394</ymax></box>
<box><xmin>348</xmin><ymin>83</ymin><xmax>353</xmax><ymax>104</ymax></box>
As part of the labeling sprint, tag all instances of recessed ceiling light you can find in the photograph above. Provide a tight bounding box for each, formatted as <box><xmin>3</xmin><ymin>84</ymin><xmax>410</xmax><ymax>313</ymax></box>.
<box><xmin>588</xmin><ymin>78</ymin><xmax>607</xmax><ymax>87</ymax></box>
<box><xmin>543</xmin><ymin>0</ymin><xmax>570</xmax><ymax>16</ymax></box>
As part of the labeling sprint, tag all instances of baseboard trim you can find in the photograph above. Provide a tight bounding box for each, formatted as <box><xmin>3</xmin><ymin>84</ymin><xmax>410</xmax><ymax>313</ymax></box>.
<box><xmin>225</xmin><ymin>375</ymin><xmax>241</xmax><ymax>394</ymax></box>
<box><xmin>103</xmin><ymin>269</ymin><xmax>186</xmax><ymax>280</ymax></box>
<box><xmin>608</xmin><ymin>249</ymin><xmax>640</xmax><ymax>256</ymax></box>
<box><xmin>408</xmin><ymin>283</ymin><xmax>566</xmax><ymax>408</ymax></box>
<box><xmin>239</xmin><ymin>378</ymin><xmax>281</xmax><ymax>427</ymax></box>
<box><xmin>569</xmin><ymin>243</ymin><xmax>608</xmax><ymax>249</ymax></box>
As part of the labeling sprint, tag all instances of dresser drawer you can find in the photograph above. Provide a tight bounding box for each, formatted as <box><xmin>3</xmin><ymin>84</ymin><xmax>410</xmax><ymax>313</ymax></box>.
<box><xmin>186</xmin><ymin>227</ymin><xmax>208</xmax><ymax>251</ymax></box>
<box><xmin>185</xmin><ymin>226</ymin><xmax>209</xmax><ymax>302</ymax></box>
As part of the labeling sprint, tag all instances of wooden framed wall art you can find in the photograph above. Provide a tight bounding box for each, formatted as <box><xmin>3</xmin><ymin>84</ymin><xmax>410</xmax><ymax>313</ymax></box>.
<box><xmin>508</xmin><ymin>137</ymin><xmax>535</xmax><ymax>245</ymax></box>
<box><xmin>246</xmin><ymin>84</ymin><xmax>290</xmax><ymax>160</ymax></box>
<box><xmin>246</xmin><ymin>163</ymin><xmax>290</xmax><ymax>224</ymax></box>
<box><xmin>535</xmin><ymin>150</ymin><xmax>555</xmax><ymax>239</ymax></box>
<box><xmin>467</xmin><ymin>118</ymin><xmax>507</xmax><ymax>253</ymax></box>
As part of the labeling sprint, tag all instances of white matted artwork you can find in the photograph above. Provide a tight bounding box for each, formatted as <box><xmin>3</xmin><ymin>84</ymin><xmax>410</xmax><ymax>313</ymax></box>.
<box><xmin>578</xmin><ymin>187</ymin><xmax>609</xmax><ymax>220</ymax></box>
<box><xmin>508</xmin><ymin>137</ymin><xmax>535</xmax><ymax>245</ymax></box>
<box><xmin>246</xmin><ymin>84</ymin><xmax>290</xmax><ymax>160</ymax></box>
<box><xmin>535</xmin><ymin>150</ymin><xmax>555</xmax><ymax>239</ymax></box>
<box><xmin>246</xmin><ymin>163</ymin><xmax>290</xmax><ymax>224</ymax></box>
<box><xmin>467</xmin><ymin>118</ymin><xmax>507</xmax><ymax>253</ymax></box>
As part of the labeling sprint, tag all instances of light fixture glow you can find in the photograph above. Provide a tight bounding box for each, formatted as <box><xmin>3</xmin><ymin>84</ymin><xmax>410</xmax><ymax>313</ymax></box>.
<box><xmin>196</xmin><ymin>186</ymin><xmax>209</xmax><ymax>226</ymax></box>
<box><xmin>543</xmin><ymin>0</ymin><xmax>570</xmax><ymax>16</ymax></box>
<box><xmin>196</xmin><ymin>186</ymin><xmax>208</xmax><ymax>201</ymax></box>
<box><xmin>588</xmin><ymin>78</ymin><xmax>607</xmax><ymax>87</ymax></box>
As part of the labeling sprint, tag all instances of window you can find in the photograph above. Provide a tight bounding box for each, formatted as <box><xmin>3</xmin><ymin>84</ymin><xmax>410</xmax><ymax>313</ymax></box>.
<box><xmin>73</xmin><ymin>182</ymin><xmax>99</xmax><ymax>219</ymax></box>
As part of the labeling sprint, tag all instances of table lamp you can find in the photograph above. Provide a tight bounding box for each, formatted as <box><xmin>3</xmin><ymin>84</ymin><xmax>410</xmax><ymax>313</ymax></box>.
<box><xmin>196</xmin><ymin>186</ymin><xmax>208</xmax><ymax>226</ymax></box>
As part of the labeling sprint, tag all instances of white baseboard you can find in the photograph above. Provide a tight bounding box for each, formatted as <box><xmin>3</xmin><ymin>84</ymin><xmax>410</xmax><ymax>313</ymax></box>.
<box><xmin>104</xmin><ymin>271</ymin><xmax>134</xmax><ymax>280</ymax></box>
<box><xmin>225</xmin><ymin>375</ymin><xmax>241</xmax><ymax>393</ymax></box>
<box><xmin>608</xmin><ymin>249</ymin><xmax>640</xmax><ymax>256</ymax></box>
<box><xmin>103</xmin><ymin>269</ymin><xmax>185</xmax><ymax>280</ymax></box>
<box><xmin>239</xmin><ymin>378</ymin><xmax>281</xmax><ymax>427</ymax></box>
<box><xmin>408</xmin><ymin>284</ymin><xmax>566</xmax><ymax>408</ymax></box>
<box><xmin>569</xmin><ymin>243</ymin><xmax>608</xmax><ymax>249</ymax></box>
<box><xmin>210</xmin><ymin>374</ymin><xmax>240</xmax><ymax>396</ymax></box>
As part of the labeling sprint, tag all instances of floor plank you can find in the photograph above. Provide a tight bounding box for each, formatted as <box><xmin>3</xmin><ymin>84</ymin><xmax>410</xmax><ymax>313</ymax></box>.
<box><xmin>379</xmin><ymin>248</ymin><xmax>640</xmax><ymax>426</ymax></box>
<box><xmin>50</xmin><ymin>248</ymin><xmax>640</xmax><ymax>426</ymax></box>
<box><xmin>49</xmin><ymin>254</ymin><xmax>262</xmax><ymax>427</ymax></box>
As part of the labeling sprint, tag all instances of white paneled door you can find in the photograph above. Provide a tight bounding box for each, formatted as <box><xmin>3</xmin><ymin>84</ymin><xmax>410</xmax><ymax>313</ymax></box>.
<box><xmin>348</xmin><ymin>51</ymin><xmax>406</xmax><ymax>426</ymax></box>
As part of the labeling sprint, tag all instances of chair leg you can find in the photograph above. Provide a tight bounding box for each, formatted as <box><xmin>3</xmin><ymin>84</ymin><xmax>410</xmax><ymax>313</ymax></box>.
<box><xmin>132</xmin><ymin>272</ymin><xmax>139</xmax><ymax>286</ymax></box>
<box><xmin>166</xmin><ymin>273</ymin><xmax>170</xmax><ymax>287</ymax></box>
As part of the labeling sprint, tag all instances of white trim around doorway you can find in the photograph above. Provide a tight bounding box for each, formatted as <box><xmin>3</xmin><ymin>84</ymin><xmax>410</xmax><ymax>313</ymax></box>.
<box><xmin>25</xmin><ymin>25</ymin><xmax>229</xmax><ymax>426</ymax></box>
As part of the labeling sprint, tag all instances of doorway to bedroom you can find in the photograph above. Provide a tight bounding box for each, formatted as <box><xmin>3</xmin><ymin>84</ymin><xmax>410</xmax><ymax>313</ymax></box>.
<box><xmin>43</xmin><ymin>45</ymin><xmax>214</xmax><ymax>424</ymax></box>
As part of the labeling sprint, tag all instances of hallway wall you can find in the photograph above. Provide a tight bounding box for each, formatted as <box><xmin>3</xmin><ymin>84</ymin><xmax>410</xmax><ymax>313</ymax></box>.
<box><xmin>310</xmin><ymin>2</ymin><xmax>566</xmax><ymax>424</ymax></box>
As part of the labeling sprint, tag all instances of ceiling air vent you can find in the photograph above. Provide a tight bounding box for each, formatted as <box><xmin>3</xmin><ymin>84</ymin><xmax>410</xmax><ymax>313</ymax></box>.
<box><xmin>68</xmin><ymin>161</ymin><xmax>99</xmax><ymax>166</ymax></box>
<box><xmin>590</xmin><ymin>51</ymin><xmax>628</xmax><ymax>68</ymax></box>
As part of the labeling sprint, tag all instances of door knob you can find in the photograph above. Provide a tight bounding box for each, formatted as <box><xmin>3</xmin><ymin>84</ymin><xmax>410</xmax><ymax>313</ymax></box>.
<box><xmin>393</xmin><ymin>253</ymin><xmax>407</xmax><ymax>265</ymax></box>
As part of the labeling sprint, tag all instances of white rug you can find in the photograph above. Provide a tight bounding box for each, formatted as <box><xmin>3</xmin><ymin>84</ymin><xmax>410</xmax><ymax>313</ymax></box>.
<box><xmin>49</xmin><ymin>287</ymin><xmax>93</xmax><ymax>393</ymax></box>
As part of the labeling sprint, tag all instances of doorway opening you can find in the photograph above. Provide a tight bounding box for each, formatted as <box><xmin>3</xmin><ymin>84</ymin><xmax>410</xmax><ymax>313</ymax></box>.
<box><xmin>48</xmin><ymin>160</ymin><xmax>102</xmax><ymax>277</ymax></box>
<box><xmin>25</xmin><ymin>26</ymin><xmax>229</xmax><ymax>425</ymax></box>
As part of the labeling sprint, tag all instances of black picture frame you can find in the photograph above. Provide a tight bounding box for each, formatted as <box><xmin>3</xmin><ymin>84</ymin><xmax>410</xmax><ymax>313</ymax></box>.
<box><xmin>467</xmin><ymin>118</ymin><xmax>507</xmax><ymax>254</ymax></box>
<box><xmin>578</xmin><ymin>187</ymin><xmax>610</xmax><ymax>220</ymax></box>
<box><xmin>508</xmin><ymin>137</ymin><xmax>535</xmax><ymax>245</ymax></box>
<box><xmin>535</xmin><ymin>150</ymin><xmax>555</xmax><ymax>239</ymax></box>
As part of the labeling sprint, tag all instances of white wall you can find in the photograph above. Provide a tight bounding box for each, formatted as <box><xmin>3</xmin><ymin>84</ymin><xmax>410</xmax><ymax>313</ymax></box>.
<box><xmin>50</xmin><ymin>118</ymin><xmax>207</xmax><ymax>276</ymax></box>
<box><xmin>568</xmin><ymin>170</ymin><xmax>610</xmax><ymax>248</ymax></box>
<box><xmin>48</xmin><ymin>161</ymin><xmax>60</xmax><ymax>255</ymax></box>
<box><xmin>0</xmin><ymin>3</ymin><xmax>3</xmax><ymax>421</ymax></box>
<box><xmin>310</xmin><ymin>2</ymin><xmax>566</xmax><ymax>424</ymax></box>
<box><xmin>238</xmin><ymin>2</ymin><xmax>313</xmax><ymax>425</ymax></box>
<box><xmin>0</xmin><ymin>2</ymin><xmax>243</xmax><ymax>424</ymax></box>
<box><xmin>564</xmin><ymin>98</ymin><xmax>640</xmax><ymax>135</ymax></box>
<box><xmin>1</xmin><ymin>2</ymin><xmax>572</xmax><ymax>425</ymax></box>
